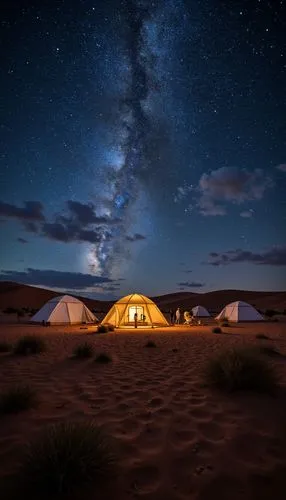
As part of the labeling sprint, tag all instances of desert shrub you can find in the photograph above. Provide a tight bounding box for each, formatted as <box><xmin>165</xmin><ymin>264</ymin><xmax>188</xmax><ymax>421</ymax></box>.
<box><xmin>212</xmin><ymin>327</ymin><xmax>222</xmax><ymax>334</ymax></box>
<box><xmin>0</xmin><ymin>385</ymin><xmax>38</xmax><ymax>414</ymax></box>
<box><xmin>265</xmin><ymin>309</ymin><xmax>278</xmax><ymax>318</ymax></box>
<box><xmin>256</xmin><ymin>333</ymin><xmax>270</xmax><ymax>340</ymax></box>
<box><xmin>205</xmin><ymin>347</ymin><xmax>278</xmax><ymax>393</ymax></box>
<box><xmin>72</xmin><ymin>343</ymin><xmax>94</xmax><ymax>359</ymax></box>
<box><xmin>20</xmin><ymin>421</ymin><xmax>116</xmax><ymax>496</ymax></box>
<box><xmin>97</xmin><ymin>324</ymin><xmax>109</xmax><ymax>334</ymax></box>
<box><xmin>13</xmin><ymin>335</ymin><xmax>46</xmax><ymax>355</ymax></box>
<box><xmin>95</xmin><ymin>352</ymin><xmax>112</xmax><ymax>364</ymax></box>
<box><xmin>3</xmin><ymin>307</ymin><xmax>18</xmax><ymax>314</ymax></box>
<box><xmin>145</xmin><ymin>340</ymin><xmax>157</xmax><ymax>348</ymax></box>
<box><xmin>0</xmin><ymin>341</ymin><xmax>12</xmax><ymax>353</ymax></box>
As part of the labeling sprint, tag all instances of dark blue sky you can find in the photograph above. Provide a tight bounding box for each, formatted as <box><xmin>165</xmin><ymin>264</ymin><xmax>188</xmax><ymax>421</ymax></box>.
<box><xmin>1</xmin><ymin>0</ymin><xmax>286</xmax><ymax>299</ymax></box>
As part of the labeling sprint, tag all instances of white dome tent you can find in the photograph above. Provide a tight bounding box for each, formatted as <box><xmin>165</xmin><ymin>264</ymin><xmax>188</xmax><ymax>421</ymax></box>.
<box><xmin>215</xmin><ymin>301</ymin><xmax>264</xmax><ymax>322</ymax></box>
<box><xmin>192</xmin><ymin>305</ymin><xmax>210</xmax><ymax>317</ymax></box>
<box><xmin>31</xmin><ymin>295</ymin><xmax>97</xmax><ymax>325</ymax></box>
<box><xmin>101</xmin><ymin>293</ymin><xmax>169</xmax><ymax>328</ymax></box>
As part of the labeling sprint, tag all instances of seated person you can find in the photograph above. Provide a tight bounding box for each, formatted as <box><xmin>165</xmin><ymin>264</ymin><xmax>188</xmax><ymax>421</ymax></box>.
<box><xmin>183</xmin><ymin>311</ymin><xmax>193</xmax><ymax>324</ymax></box>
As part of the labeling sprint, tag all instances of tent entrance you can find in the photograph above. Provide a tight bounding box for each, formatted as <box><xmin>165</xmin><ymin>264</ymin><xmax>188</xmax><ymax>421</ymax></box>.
<box><xmin>127</xmin><ymin>306</ymin><xmax>146</xmax><ymax>324</ymax></box>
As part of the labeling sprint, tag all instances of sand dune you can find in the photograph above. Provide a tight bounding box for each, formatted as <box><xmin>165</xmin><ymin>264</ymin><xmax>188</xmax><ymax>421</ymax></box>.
<box><xmin>0</xmin><ymin>281</ymin><xmax>286</xmax><ymax>314</ymax></box>
<box><xmin>0</xmin><ymin>321</ymin><xmax>286</xmax><ymax>499</ymax></box>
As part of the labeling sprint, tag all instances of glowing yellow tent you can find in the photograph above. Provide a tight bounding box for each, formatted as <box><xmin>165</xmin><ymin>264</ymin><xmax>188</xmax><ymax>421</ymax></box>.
<box><xmin>101</xmin><ymin>293</ymin><xmax>169</xmax><ymax>328</ymax></box>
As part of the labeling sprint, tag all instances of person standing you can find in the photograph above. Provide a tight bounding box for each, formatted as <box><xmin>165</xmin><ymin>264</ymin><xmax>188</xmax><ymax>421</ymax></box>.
<box><xmin>170</xmin><ymin>309</ymin><xmax>174</xmax><ymax>324</ymax></box>
<box><xmin>134</xmin><ymin>312</ymin><xmax>138</xmax><ymax>328</ymax></box>
<box><xmin>175</xmin><ymin>307</ymin><xmax>181</xmax><ymax>324</ymax></box>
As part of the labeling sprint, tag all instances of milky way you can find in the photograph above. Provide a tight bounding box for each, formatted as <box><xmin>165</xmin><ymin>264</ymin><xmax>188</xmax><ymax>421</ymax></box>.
<box><xmin>88</xmin><ymin>0</ymin><xmax>184</xmax><ymax>276</ymax></box>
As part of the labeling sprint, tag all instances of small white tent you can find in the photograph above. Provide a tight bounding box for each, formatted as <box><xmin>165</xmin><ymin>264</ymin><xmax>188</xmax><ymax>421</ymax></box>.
<box><xmin>31</xmin><ymin>295</ymin><xmax>97</xmax><ymax>325</ymax></box>
<box><xmin>215</xmin><ymin>301</ymin><xmax>264</xmax><ymax>322</ymax></box>
<box><xmin>101</xmin><ymin>293</ymin><xmax>169</xmax><ymax>328</ymax></box>
<box><xmin>192</xmin><ymin>305</ymin><xmax>210</xmax><ymax>317</ymax></box>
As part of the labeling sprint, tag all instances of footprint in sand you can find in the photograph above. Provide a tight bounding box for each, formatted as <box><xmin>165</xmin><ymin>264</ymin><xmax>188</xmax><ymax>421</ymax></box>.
<box><xmin>148</xmin><ymin>397</ymin><xmax>165</xmax><ymax>409</ymax></box>
<box><xmin>153</xmin><ymin>406</ymin><xmax>173</xmax><ymax>418</ymax></box>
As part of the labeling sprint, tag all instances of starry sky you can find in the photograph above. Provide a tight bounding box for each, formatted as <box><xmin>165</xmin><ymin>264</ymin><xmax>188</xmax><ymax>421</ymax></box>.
<box><xmin>1</xmin><ymin>0</ymin><xmax>286</xmax><ymax>300</ymax></box>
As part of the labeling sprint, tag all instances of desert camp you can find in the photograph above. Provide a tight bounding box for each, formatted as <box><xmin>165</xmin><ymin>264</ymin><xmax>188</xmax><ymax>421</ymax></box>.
<box><xmin>0</xmin><ymin>2</ymin><xmax>285</xmax><ymax>495</ymax></box>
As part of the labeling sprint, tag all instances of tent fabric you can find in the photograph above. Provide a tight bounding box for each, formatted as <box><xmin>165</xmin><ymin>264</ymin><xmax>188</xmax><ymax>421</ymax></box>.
<box><xmin>101</xmin><ymin>293</ymin><xmax>169</xmax><ymax>328</ymax></box>
<box><xmin>31</xmin><ymin>295</ymin><xmax>97</xmax><ymax>325</ymax></box>
<box><xmin>215</xmin><ymin>301</ymin><xmax>264</xmax><ymax>322</ymax></box>
<box><xmin>192</xmin><ymin>305</ymin><xmax>210</xmax><ymax>317</ymax></box>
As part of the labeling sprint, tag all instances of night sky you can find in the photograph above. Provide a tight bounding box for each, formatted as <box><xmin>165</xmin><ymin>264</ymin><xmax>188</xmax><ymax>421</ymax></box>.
<box><xmin>1</xmin><ymin>0</ymin><xmax>286</xmax><ymax>300</ymax></box>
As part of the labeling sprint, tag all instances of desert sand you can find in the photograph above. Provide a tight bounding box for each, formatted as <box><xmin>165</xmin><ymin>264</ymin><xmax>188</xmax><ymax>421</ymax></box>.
<box><xmin>0</xmin><ymin>320</ymin><xmax>286</xmax><ymax>499</ymax></box>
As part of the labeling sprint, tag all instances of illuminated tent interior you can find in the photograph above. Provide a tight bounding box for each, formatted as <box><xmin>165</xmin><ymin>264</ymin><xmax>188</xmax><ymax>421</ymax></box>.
<box><xmin>101</xmin><ymin>293</ymin><xmax>169</xmax><ymax>328</ymax></box>
<box><xmin>215</xmin><ymin>300</ymin><xmax>264</xmax><ymax>322</ymax></box>
<box><xmin>192</xmin><ymin>305</ymin><xmax>210</xmax><ymax>317</ymax></box>
<box><xmin>31</xmin><ymin>295</ymin><xmax>97</xmax><ymax>325</ymax></box>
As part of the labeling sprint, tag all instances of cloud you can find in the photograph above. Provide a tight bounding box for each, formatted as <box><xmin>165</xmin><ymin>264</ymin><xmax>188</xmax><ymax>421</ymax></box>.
<box><xmin>198</xmin><ymin>197</ymin><xmax>226</xmax><ymax>216</ymax></box>
<box><xmin>100</xmin><ymin>285</ymin><xmax>121</xmax><ymax>292</ymax></box>
<box><xmin>66</xmin><ymin>201</ymin><xmax>98</xmax><ymax>225</ymax></box>
<box><xmin>240</xmin><ymin>209</ymin><xmax>254</xmax><ymax>218</ymax></box>
<box><xmin>65</xmin><ymin>200</ymin><xmax>120</xmax><ymax>226</ymax></box>
<box><xmin>177</xmin><ymin>281</ymin><xmax>205</xmax><ymax>288</ymax></box>
<box><xmin>23</xmin><ymin>221</ymin><xmax>40</xmax><ymax>233</ymax></box>
<box><xmin>17</xmin><ymin>237</ymin><xmax>28</xmax><ymax>244</ymax></box>
<box><xmin>182</xmin><ymin>269</ymin><xmax>192</xmax><ymax>273</ymax></box>
<box><xmin>206</xmin><ymin>246</ymin><xmax>286</xmax><ymax>267</ymax></box>
<box><xmin>0</xmin><ymin>201</ymin><xmax>45</xmax><ymax>221</ymax></box>
<box><xmin>276</xmin><ymin>164</ymin><xmax>286</xmax><ymax>172</ymax></box>
<box><xmin>0</xmin><ymin>198</ymin><xmax>117</xmax><ymax>245</ymax></box>
<box><xmin>197</xmin><ymin>167</ymin><xmax>273</xmax><ymax>216</ymax></box>
<box><xmin>0</xmin><ymin>268</ymin><xmax>113</xmax><ymax>289</ymax></box>
<box><xmin>41</xmin><ymin>222</ymin><xmax>108</xmax><ymax>244</ymax></box>
<box><xmin>126</xmin><ymin>233</ymin><xmax>146</xmax><ymax>242</ymax></box>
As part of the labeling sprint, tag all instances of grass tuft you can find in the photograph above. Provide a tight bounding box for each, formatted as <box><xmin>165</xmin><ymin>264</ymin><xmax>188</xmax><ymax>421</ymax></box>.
<box><xmin>72</xmin><ymin>342</ymin><xmax>94</xmax><ymax>359</ymax></box>
<box><xmin>212</xmin><ymin>327</ymin><xmax>222</xmax><ymax>334</ymax></box>
<box><xmin>20</xmin><ymin>421</ymin><xmax>116</xmax><ymax>496</ymax></box>
<box><xmin>13</xmin><ymin>335</ymin><xmax>46</xmax><ymax>355</ymax></box>
<box><xmin>145</xmin><ymin>340</ymin><xmax>157</xmax><ymax>348</ymax></box>
<box><xmin>205</xmin><ymin>347</ymin><xmax>278</xmax><ymax>394</ymax></box>
<box><xmin>0</xmin><ymin>385</ymin><xmax>38</xmax><ymax>414</ymax></box>
<box><xmin>95</xmin><ymin>352</ymin><xmax>112</xmax><ymax>364</ymax></box>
